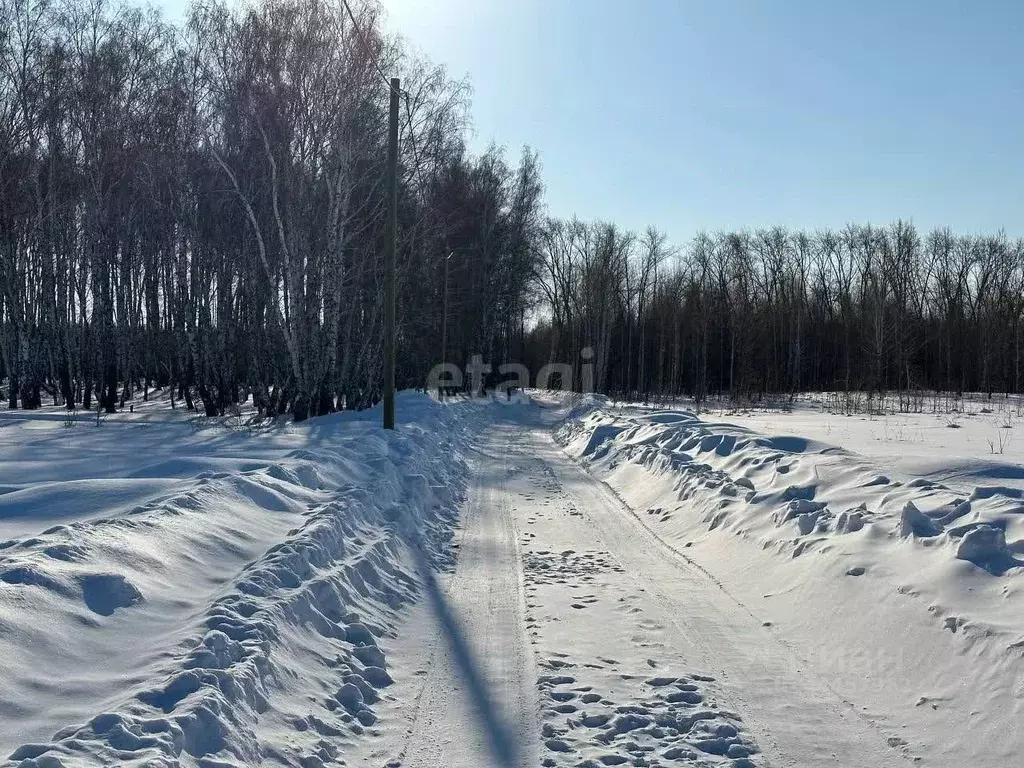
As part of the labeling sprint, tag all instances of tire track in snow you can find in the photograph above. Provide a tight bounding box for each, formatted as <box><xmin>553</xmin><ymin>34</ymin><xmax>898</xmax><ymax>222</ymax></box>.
<box><xmin>371</xmin><ymin>428</ymin><xmax>539</xmax><ymax>768</ymax></box>
<box><xmin>534</xmin><ymin>420</ymin><xmax>917</xmax><ymax>767</ymax></box>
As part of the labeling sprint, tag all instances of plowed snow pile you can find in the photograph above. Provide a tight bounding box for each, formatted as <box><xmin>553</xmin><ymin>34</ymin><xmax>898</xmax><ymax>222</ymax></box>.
<box><xmin>0</xmin><ymin>393</ymin><xmax>486</xmax><ymax>768</ymax></box>
<box><xmin>555</xmin><ymin>395</ymin><xmax>1024</xmax><ymax>765</ymax></box>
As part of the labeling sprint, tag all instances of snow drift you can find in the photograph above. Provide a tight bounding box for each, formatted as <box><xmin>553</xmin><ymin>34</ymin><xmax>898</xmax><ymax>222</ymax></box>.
<box><xmin>554</xmin><ymin>398</ymin><xmax>1024</xmax><ymax>766</ymax></box>
<box><xmin>0</xmin><ymin>393</ymin><xmax>487</xmax><ymax>768</ymax></box>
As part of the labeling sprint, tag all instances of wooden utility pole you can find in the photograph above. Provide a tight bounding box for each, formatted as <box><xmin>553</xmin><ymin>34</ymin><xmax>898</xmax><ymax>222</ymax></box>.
<box><xmin>383</xmin><ymin>77</ymin><xmax>399</xmax><ymax>429</ymax></box>
<box><xmin>440</xmin><ymin>251</ymin><xmax>453</xmax><ymax>399</ymax></box>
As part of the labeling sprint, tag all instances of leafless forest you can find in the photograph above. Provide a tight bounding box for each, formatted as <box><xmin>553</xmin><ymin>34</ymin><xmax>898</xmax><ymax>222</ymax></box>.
<box><xmin>0</xmin><ymin>0</ymin><xmax>542</xmax><ymax>418</ymax></box>
<box><xmin>2</xmin><ymin>0</ymin><xmax>1022</xmax><ymax>419</ymax></box>
<box><xmin>533</xmin><ymin>221</ymin><xmax>1024</xmax><ymax>406</ymax></box>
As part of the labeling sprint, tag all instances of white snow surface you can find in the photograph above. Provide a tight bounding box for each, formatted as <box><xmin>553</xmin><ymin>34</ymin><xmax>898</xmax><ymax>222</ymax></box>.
<box><xmin>552</xmin><ymin>392</ymin><xmax>1024</xmax><ymax>766</ymax></box>
<box><xmin>702</xmin><ymin>393</ymin><xmax>1024</xmax><ymax>493</ymax></box>
<box><xmin>3</xmin><ymin>389</ymin><xmax>1022</xmax><ymax>768</ymax></box>
<box><xmin>0</xmin><ymin>392</ymin><xmax>487</xmax><ymax>767</ymax></box>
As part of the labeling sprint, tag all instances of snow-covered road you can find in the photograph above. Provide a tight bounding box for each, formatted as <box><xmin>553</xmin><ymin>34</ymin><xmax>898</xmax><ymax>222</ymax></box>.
<box><xmin>361</xmin><ymin>426</ymin><xmax>539</xmax><ymax>768</ymax></box>
<box><xmin>362</xmin><ymin>402</ymin><xmax>913</xmax><ymax>768</ymax></box>
<box><xmin>5</xmin><ymin>394</ymin><xmax>1013</xmax><ymax>767</ymax></box>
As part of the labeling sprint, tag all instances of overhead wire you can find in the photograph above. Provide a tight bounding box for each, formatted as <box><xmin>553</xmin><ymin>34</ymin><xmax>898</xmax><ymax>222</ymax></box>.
<box><xmin>339</xmin><ymin>0</ymin><xmax>393</xmax><ymax>91</ymax></box>
<box><xmin>340</xmin><ymin>0</ymin><xmax>429</xmax><ymax>191</ymax></box>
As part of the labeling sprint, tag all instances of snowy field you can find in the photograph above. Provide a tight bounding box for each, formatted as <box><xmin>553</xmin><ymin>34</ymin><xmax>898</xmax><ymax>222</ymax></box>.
<box><xmin>704</xmin><ymin>393</ymin><xmax>1024</xmax><ymax>493</ymax></box>
<box><xmin>1</xmin><ymin>389</ymin><xmax>1020</xmax><ymax>767</ymax></box>
<box><xmin>0</xmin><ymin>392</ymin><xmax>487</xmax><ymax>767</ymax></box>
<box><xmin>554</xmin><ymin>392</ymin><xmax>1024</xmax><ymax>766</ymax></box>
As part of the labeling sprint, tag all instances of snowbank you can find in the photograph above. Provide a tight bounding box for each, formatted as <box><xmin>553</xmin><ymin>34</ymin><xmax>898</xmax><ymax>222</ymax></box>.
<box><xmin>706</xmin><ymin>394</ymin><xmax>1024</xmax><ymax>494</ymax></box>
<box><xmin>0</xmin><ymin>393</ymin><xmax>489</xmax><ymax>767</ymax></box>
<box><xmin>555</xmin><ymin>402</ymin><xmax>1024</xmax><ymax>765</ymax></box>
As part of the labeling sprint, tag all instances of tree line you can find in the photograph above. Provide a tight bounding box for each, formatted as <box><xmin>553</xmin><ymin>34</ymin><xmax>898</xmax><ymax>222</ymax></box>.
<box><xmin>0</xmin><ymin>0</ymin><xmax>542</xmax><ymax>419</ymax></box>
<box><xmin>3</xmin><ymin>1</ymin><xmax>1019</xmax><ymax>419</ymax></box>
<box><xmin>529</xmin><ymin>220</ymin><xmax>1024</xmax><ymax>405</ymax></box>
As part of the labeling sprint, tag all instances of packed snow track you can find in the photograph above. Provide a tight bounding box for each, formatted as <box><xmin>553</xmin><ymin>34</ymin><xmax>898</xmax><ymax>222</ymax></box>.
<box><xmin>356</xmin><ymin>400</ymin><xmax>914</xmax><ymax>768</ymax></box>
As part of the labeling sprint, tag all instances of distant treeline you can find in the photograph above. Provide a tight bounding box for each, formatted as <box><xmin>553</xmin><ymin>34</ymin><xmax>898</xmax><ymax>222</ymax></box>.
<box><xmin>2</xmin><ymin>1</ymin><xmax>1018</xmax><ymax>419</ymax></box>
<box><xmin>527</xmin><ymin>220</ymin><xmax>1024</xmax><ymax>403</ymax></box>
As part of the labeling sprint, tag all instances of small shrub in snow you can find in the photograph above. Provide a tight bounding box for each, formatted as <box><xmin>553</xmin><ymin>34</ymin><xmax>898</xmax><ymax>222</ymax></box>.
<box><xmin>988</xmin><ymin>430</ymin><xmax>1010</xmax><ymax>454</ymax></box>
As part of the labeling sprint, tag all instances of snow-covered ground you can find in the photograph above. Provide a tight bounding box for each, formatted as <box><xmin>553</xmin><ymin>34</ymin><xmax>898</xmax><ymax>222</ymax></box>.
<box><xmin>703</xmin><ymin>393</ymin><xmax>1024</xmax><ymax>493</ymax></box>
<box><xmin>0</xmin><ymin>392</ymin><xmax>487</xmax><ymax>767</ymax></box>
<box><xmin>554</xmin><ymin>392</ymin><xmax>1024</xmax><ymax>766</ymax></box>
<box><xmin>350</xmin><ymin>400</ymin><xmax>778</xmax><ymax>768</ymax></box>
<box><xmin>3</xmin><ymin>388</ymin><xmax>1021</xmax><ymax>767</ymax></box>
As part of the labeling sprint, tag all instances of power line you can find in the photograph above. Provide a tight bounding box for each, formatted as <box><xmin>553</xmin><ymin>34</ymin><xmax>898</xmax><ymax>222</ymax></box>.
<box><xmin>340</xmin><ymin>0</ymin><xmax>429</xmax><ymax>191</ymax></box>
<box><xmin>339</xmin><ymin>0</ymin><xmax>394</xmax><ymax>92</ymax></box>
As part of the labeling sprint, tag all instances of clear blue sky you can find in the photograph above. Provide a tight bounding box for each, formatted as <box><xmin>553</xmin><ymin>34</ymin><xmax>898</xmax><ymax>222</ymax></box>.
<box><xmin>160</xmin><ymin>0</ymin><xmax>1024</xmax><ymax>240</ymax></box>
